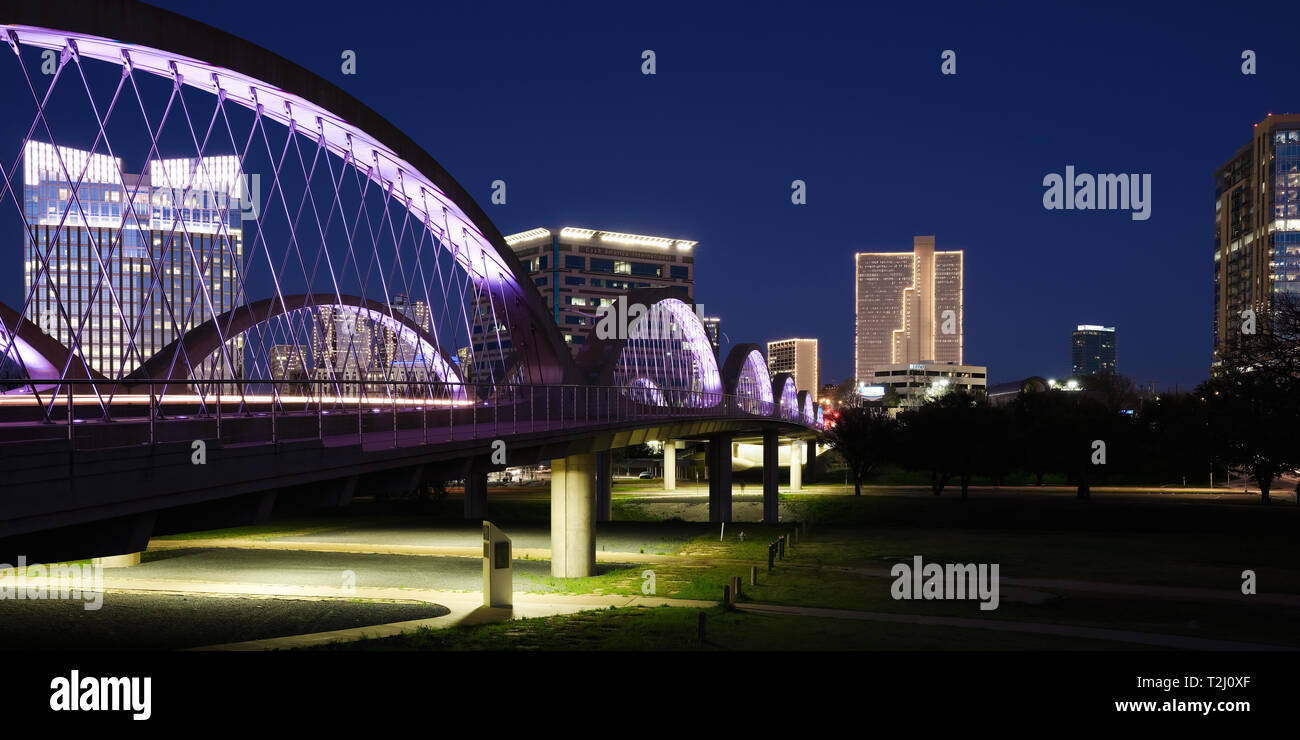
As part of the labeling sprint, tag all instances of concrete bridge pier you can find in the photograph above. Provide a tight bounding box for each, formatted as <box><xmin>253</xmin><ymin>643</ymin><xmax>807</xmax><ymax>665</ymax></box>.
<box><xmin>806</xmin><ymin>440</ymin><xmax>818</xmax><ymax>483</ymax></box>
<box><xmin>763</xmin><ymin>431</ymin><xmax>780</xmax><ymax>523</ymax></box>
<box><xmin>789</xmin><ymin>440</ymin><xmax>802</xmax><ymax>491</ymax></box>
<box><xmin>551</xmin><ymin>453</ymin><xmax>597</xmax><ymax>577</ymax></box>
<box><xmin>464</xmin><ymin>470</ymin><xmax>488</xmax><ymax>519</ymax></box>
<box><xmin>595</xmin><ymin>450</ymin><xmax>612</xmax><ymax>522</ymax></box>
<box><xmin>707</xmin><ymin>433</ymin><xmax>733</xmax><ymax>522</ymax></box>
<box><xmin>663</xmin><ymin>441</ymin><xmax>676</xmax><ymax>491</ymax></box>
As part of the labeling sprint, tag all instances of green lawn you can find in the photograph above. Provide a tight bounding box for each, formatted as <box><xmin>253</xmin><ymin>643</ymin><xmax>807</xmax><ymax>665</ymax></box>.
<box><xmin>311</xmin><ymin>605</ymin><xmax>1150</xmax><ymax>651</ymax></box>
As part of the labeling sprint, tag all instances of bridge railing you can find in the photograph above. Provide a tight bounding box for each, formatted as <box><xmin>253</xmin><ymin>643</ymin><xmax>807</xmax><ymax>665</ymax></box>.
<box><xmin>0</xmin><ymin>378</ymin><xmax>819</xmax><ymax>452</ymax></box>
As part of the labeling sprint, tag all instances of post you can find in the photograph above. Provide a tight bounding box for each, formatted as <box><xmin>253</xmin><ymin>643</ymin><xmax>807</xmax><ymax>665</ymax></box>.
<box><xmin>789</xmin><ymin>441</ymin><xmax>802</xmax><ymax>491</ymax></box>
<box><xmin>762</xmin><ymin>430</ymin><xmax>779</xmax><ymax>523</ymax></box>
<box><xmin>550</xmin><ymin>453</ymin><xmax>597</xmax><ymax>577</ymax></box>
<box><xmin>664</xmin><ymin>440</ymin><xmax>676</xmax><ymax>491</ymax></box>
<box><xmin>750</xmin><ymin>565</ymin><xmax>757</xmax><ymax>586</ymax></box>
<box><xmin>595</xmin><ymin>449</ymin><xmax>612</xmax><ymax>522</ymax></box>
<box><xmin>707</xmin><ymin>433</ymin><xmax>733</xmax><ymax>523</ymax></box>
<box><xmin>464</xmin><ymin>470</ymin><xmax>488</xmax><ymax>519</ymax></box>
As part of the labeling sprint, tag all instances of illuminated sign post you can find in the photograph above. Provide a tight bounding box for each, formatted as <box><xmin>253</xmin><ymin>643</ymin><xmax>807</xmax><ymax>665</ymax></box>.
<box><xmin>482</xmin><ymin>521</ymin><xmax>513</xmax><ymax>608</ymax></box>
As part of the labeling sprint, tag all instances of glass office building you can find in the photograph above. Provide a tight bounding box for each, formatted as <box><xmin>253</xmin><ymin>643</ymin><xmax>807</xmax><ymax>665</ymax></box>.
<box><xmin>22</xmin><ymin>141</ymin><xmax>244</xmax><ymax>382</ymax></box>
<box><xmin>1213</xmin><ymin>114</ymin><xmax>1300</xmax><ymax>369</ymax></box>
<box><xmin>1071</xmin><ymin>324</ymin><xmax>1117</xmax><ymax>376</ymax></box>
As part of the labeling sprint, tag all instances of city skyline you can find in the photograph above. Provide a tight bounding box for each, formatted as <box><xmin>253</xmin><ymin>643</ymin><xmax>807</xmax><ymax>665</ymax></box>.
<box><xmin>113</xmin><ymin>0</ymin><xmax>1299</xmax><ymax>392</ymax></box>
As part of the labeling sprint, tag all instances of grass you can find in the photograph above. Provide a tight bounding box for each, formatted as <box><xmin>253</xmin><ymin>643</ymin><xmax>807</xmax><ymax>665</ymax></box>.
<box><xmin>311</xmin><ymin>605</ymin><xmax>1149</xmax><ymax>651</ymax></box>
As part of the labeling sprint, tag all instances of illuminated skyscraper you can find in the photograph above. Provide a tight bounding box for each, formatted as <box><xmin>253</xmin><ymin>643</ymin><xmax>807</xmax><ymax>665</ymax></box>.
<box><xmin>767</xmin><ymin>338</ymin><xmax>819</xmax><ymax>399</ymax></box>
<box><xmin>1213</xmin><ymin>114</ymin><xmax>1300</xmax><ymax>369</ymax></box>
<box><xmin>854</xmin><ymin>235</ymin><xmax>963</xmax><ymax>384</ymax></box>
<box><xmin>1071</xmin><ymin>325</ymin><xmax>1117</xmax><ymax>376</ymax></box>
<box><xmin>22</xmin><ymin>141</ymin><xmax>245</xmax><ymax>381</ymax></box>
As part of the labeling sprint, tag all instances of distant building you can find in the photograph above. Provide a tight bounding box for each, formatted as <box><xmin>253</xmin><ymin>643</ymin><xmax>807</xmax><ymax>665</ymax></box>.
<box><xmin>1213</xmin><ymin>114</ymin><xmax>1300</xmax><ymax>370</ymax></box>
<box><xmin>485</xmin><ymin>226</ymin><xmax>698</xmax><ymax>375</ymax></box>
<box><xmin>854</xmin><ymin>235</ymin><xmax>963</xmax><ymax>385</ymax></box>
<box><xmin>1071</xmin><ymin>325</ymin><xmax>1117</xmax><ymax>375</ymax></box>
<box><xmin>767</xmin><ymin>338</ymin><xmax>819</xmax><ymax>400</ymax></box>
<box><xmin>702</xmin><ymin>316</ymin><xmax>722</xmax><ymax>359</ymax></box>
<box><xmin>870</xmin><ymin>361</ymin><xmax>986</xmax><ymax>407</ymax></box>
<box><xmin>986</xmin><ymin>376</ymin><xmax>1049</xmax><ymax>406</ymax></box>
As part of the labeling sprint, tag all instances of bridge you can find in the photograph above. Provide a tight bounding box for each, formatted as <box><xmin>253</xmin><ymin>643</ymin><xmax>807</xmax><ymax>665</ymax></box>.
<box><xmin>0</xmin><ymin>0</ymin><xmax>821</xmax><ymax>576</ymax></box>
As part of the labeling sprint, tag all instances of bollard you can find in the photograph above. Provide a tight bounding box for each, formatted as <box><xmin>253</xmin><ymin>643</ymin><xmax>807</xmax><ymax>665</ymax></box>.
<box><xmin>733</xmin><ymin>575</ymin><xmax>742</xmax><ymax>600</ymax></box>
<box><xmin>698</xmin><ymin>611</ymin><xmax>706</xmax><ymax>646</ymax></box>
<box><xmin>723</xmin><ymin>584</ymin><xmax>731</xmax><ymax>606</ymax></box>
<box><xmin>779</xmin><ymin>535</ymin><xmax>785</xmax><ymax>559</ymax></box>
<box><xmin>768</xmin><ymin>542</ymin><xmax>776</xmax><ymax>571</ymax></box>
<box><xmin>750</xmin><ymin>565</ymin><xmax>758</xmax><ymax>586</ymax></box>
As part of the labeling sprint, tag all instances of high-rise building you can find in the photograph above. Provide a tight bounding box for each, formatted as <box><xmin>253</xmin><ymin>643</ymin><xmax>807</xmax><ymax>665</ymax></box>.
<box><xmin>767</xmin><ymin>338</ymin><xmax>819</xmax><ymax>400</ymax></box>
<box><xmin>702</xmin><ymin>316</ymin><xmax>722</xmax><ymax>359</ymax></box>
<box><xmin>854</xmin><ymin>235</ymin><xmax>963</xmax><ymax>385</ymax></box>
<box><xmin>496</xmin><ymin>226</ymin><xmax>698</xmax><ymax>365</ymax></box>
<box><xmin>22</xmin><ymin>141</ymin><xmax>245</xmax><ymax>381</ymax></box>
<box><xmin>1213</xmin><ymin>114</ymin><xmax>1300</xmax><ymax>369</ymax></box>
<box><xmin>1071</xmin><ymin>324</ymin><xmax>1117</xmax><ymax>376</ymax></box>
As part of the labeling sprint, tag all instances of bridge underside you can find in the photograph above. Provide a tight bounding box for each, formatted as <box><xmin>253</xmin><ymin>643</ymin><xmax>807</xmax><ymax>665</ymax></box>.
<box><xmin>0</xmin><ymin>415</ymin><xmax>815</xmax><ymax>564</ymax></box>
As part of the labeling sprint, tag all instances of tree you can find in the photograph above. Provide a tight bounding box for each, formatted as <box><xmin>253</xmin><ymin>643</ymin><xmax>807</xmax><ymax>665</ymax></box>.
<box><xmin>1204</xmin><ymin>293</ymin><xmax>1300</xmax><ymax>504</ymax></box>
<box><xmin>897</xmin><ymin>390</ymin><xmax>982</xmax><ymax>497</ymax></box>
<box><xmin>823</xmin><ymin>406</ymin><xmax>897</xmax><ymax>495</ymax></box>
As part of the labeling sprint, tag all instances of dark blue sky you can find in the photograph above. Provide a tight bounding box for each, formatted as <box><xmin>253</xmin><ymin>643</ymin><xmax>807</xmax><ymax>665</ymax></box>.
<box><xmin>154</xmin><ymin>0</ymin><xmax>1298</xmax><ymax>389</ymax></box>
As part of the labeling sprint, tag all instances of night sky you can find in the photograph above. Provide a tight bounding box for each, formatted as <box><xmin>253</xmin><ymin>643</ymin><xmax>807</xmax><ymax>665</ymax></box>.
<box><xmin>136</xmin><ymin>1</ymin><xmax>1300</xmax><ymax>388</ymax></box>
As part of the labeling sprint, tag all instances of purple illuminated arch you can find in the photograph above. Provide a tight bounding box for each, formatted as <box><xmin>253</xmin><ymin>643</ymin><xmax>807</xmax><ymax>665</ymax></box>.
<box><xmin>772</xmin><ymin>374</ymin><xmax>798</xmax><ymax>421</ymax></box>
<box><xmin>721</xmin><ymin>344</ymin><xmax>773</xmax><ymax>415</ymax></box>
<box><xmin>126</xmin><ymin>293</ymin><xmax>465</xmax><ymax>397</ymax></box>
<box><xmin>798</xmin><ymin>391</ymin><xmax>814</xmax><ymax>424</ymax></box>
<box><xmin>0</xmin><ymin>0</ymin><xmax>574</xmax><ymax>403</ymax></box>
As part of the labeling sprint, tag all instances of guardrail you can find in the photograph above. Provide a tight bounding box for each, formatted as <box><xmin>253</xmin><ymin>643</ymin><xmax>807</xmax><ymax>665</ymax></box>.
<box><xmin>0</xmin><ymin>378</ymin><xmax>820</xmax><ymax>452</ymax></box>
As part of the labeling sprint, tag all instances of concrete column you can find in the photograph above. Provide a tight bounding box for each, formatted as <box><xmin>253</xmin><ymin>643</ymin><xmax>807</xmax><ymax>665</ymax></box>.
<box><xmin>663</xmin><ymin>441</ymin><xmax>676</xmax><ymax>491</ymax></box>
<box><xmin>762</xmin><ymin>430</ymin><xmax>779</xmax><ymax>523</ymax></box>
<box><xmin>706</xmin><ymin>433</ymin><xmax>732</xmax><ymax>522</ymax></box>
<box><xmin>464</xmin><ymin>470</ymin><xmax>487</xmax><ymax>519</ymax></box>
<box><xmin>551</xmin><ymin>453</ymin><xmax>596</xmax><ymax>577</ymax></box>
<box><xmin>806</xmin><ymin>440</ymin><xmax>818</xmax><ymax>483</ymax></box>
<box><xmin>595</xmin><ymin>450</ymin><xmax>612</xmax><ymax>522</ymax></box>
<box><xmin>789</xmin><ymin>441</ymin><xmax>802</xmax><ymax>491</ymax></box>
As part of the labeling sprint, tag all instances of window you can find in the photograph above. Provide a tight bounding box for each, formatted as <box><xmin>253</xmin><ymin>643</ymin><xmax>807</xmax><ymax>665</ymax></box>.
<box><xmin>565</xmin><ymin>276</ymin><xmax>586</xmax><ymax>286</ymax></box>
<box><xmin>670</xmin><ymin>265</ymin><xmax>689</xmax><ymax>280</ymax></box>
<box><xmin>565</xmin><ymin>255</ymin><xmax>585</xmax><ymax>269</ymax></box>
<box><xmin>564</xmin><ymin>315</ymin><xmax>586</xmax><ymax>325</ymax></box>
<box><xmin>590</xmin><ymin>258</ymin><xmax>614</xmax><ymax>273</ymax></box>
<box><xmin>534</xmin><ymin>276</ymin><xmax>547</xmax><ymax>286</ymax></box>
<box><xmin>614</xmin><ymin>260</ymin><xmax>631</xmax><ymax>274</ymax></box>
<box><xmin>630</xmin><ymin>262</ymin><xmax>661</xmax><ymax>277</ymax></box>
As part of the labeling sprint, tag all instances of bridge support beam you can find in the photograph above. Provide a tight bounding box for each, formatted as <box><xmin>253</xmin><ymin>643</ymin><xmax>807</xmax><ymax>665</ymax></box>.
<box><xmin>663</xmin><ymin>441</ymin><xmax>676</xmax><ymax>491</ymax></box>
<box><xmin>595</xmin><ymin>450</ymin><xmax>612</xmax><ymax>522</ymax></box>
<box><xmin>789</xmin><ymin>441</ymin><xmax>802</xmax><ymax>491</ymax></box>
<box><xmin>763</xmin><ymin>431</ymin><xmax>780</xmax><ymax>523</ymax></box>
<box><xmin>551</xmin><ymin>453</ymin><xmax>596</xmax><ymax>577</ymax></box>
<box><xmin>464</xmin><ymin>470</ymin><xmax>488</xmax><ymax>519</ymax></box>
<box><xmin>707</xmin><ymin>433</ymin><xmax>732</xmax><ymax>523</ymax></box>
<box><xmin>806</xmin><ymin>440</ymin><xmax>818</xmax><ymax>483</ymax></box>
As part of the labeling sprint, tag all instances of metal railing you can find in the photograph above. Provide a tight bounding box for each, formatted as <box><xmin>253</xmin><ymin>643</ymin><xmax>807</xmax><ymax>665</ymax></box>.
<box><xmin>0</xmin><ymin>378</ymin><xmax>821</xmax><ymax>453</ymax></box>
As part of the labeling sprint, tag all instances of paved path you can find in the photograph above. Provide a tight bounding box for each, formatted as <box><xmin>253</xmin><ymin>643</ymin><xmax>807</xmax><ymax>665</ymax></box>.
<box><xmin>735</xmin><ymin>603</ymin><xmax>1294</xmax><ymax>651</ymax></box>
<box><xmin>149</xmin><ymin>537</ymin><xmax>672</xmax><ymax>563</ymax></box>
